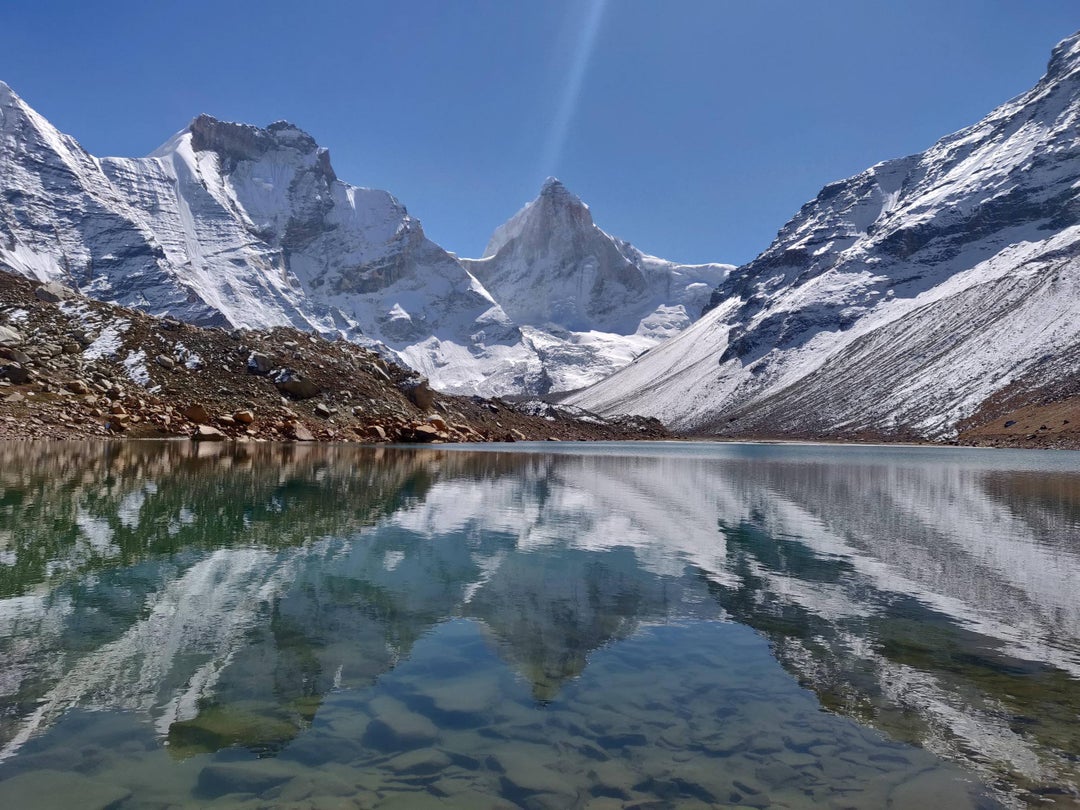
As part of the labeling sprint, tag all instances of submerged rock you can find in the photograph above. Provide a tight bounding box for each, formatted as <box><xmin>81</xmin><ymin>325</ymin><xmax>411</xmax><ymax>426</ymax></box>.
<box><xmin>363</xmin><ymin>695</ymin><xmax>439</xmax><ymax>750</ymax></box>
<box><xmin>0</xmin><ymin>770</ymin><xmax>131</xmax><ymax>810</ymax></box>
<box><xmin>196</xmin><ymin>760</ymin><xmax>298</xmax><ymax>798</ymax></box>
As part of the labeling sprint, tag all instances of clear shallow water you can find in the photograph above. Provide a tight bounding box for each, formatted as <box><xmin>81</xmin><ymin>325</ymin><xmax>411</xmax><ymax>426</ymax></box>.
<box><xmin>0</xmin><ymin>441</ymin><xmax>1078</xmax><ymax>808</ymax></box>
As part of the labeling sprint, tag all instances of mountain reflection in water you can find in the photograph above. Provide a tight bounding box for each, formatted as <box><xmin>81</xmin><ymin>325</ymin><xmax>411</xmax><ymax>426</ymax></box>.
<box><xmin>0</xmin><ymin>440</ymin><xmax>1077</xmax><ymax>808</ymax></box>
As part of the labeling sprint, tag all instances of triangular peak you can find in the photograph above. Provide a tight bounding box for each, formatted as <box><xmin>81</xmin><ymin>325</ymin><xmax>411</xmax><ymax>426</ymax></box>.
<box><xmin>482</xmin><ymin>177</ymin><xmax>594</xmax><ymax>259</ymax></box>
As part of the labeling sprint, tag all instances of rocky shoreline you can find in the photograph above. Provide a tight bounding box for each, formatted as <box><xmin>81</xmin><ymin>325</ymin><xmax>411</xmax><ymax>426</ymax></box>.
<box><xmin>2</xmin><ymin>269</ymin><xmax>1077</xmax><ymax>451</ymax></box>
<box><xmin>0</xmin><ymin>271</ymin><xmax>667</xmax><ymax>445</ymax></box>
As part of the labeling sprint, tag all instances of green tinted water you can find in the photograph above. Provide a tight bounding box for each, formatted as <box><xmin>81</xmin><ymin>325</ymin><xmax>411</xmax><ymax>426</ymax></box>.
<box><xmin>1</xmin><ymin>440</ymin><xmax>1078</xmax><ymax>808</ymax></box>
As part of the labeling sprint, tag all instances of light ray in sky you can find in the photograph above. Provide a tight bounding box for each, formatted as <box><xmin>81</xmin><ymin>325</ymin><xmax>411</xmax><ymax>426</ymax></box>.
<box><xmin>539</xmin><ymin>0</ymin><xmax>609</xmax><ymax>179</ymax></box>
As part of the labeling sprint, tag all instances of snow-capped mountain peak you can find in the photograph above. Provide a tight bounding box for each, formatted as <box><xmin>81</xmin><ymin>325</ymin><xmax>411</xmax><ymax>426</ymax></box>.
<box><xmin>0</xmin><ymin>91</ymin><xmax>530</xmax><ymax>390</ymax></box>
<box><xmin>1046</xmin><ymin>30</ymin><xmax>1080</xmax><ymax>80</ymax></box>
<box><xmin>482</xmin><ymin>176</ymin><xmax>591</xmax><ymax>260</ymax></box>
<box><xmin>469</xmin><ymin>178</ymin><xmax>729</xmax><ymax>335</ymax></box>
<box><xmin>460</xmin><ymin>179</ymin><xmax>731</xmax><ymax>392</ymax></box>
<box><xmin>570</xmin><ymin>30</ymin><xmax>1080</xmax><ymax>439</ymax></box>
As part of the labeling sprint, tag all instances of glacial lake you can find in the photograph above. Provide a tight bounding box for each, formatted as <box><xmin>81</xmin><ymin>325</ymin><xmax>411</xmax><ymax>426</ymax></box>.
<box><xmin>0</xmin><ymin>441</ymin><xmax>1078</xmax><ymax>809</ymax></box>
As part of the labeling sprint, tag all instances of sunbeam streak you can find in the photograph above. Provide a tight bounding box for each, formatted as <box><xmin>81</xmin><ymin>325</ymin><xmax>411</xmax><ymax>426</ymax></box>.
<box><xmin>540</xmin><ymin>0</ymin><xmax>609</xmax><ymax>178</ymax></box>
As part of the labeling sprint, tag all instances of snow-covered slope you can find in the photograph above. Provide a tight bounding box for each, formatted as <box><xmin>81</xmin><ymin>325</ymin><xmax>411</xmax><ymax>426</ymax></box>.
<box><xmin>570</xmin><ymin>32</ymin><xmax>1080</xmax><ymax>438</ymax></box>
<box><xmin>0</xmin><ymin>85</ymin><xmax>535</xmax><ymax>394</ymax></box>
<box><xmin>0</xmin><ymin>87</ymin><xmax>728</xmax><ymax>396</ymax></box>
<box><xmin>0</xmin><ymin>81</ymin><xmax>201</xmax><ymax>320</ymax></box>
<box><xmin>464</xmin><ymin>178</ymin><xmax>731</xmax><ymax>391</ymax></box>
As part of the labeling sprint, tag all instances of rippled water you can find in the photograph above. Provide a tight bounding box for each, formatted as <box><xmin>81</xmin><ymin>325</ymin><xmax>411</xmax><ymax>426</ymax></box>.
<box><xmin>1</xmin><ymin>440</ymin><xmax>1079</xmax><ymax>809</ymax></box>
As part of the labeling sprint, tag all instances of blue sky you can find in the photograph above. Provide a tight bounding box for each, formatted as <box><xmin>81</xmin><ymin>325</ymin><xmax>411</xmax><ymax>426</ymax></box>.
<box><xmin>2</xmin><ymin>2</ymin><xmax>1077</xmax><ymax>264</ymax></box>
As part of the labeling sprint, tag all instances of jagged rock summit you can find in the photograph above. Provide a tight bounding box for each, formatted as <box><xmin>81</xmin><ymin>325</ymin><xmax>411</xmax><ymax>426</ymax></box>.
<box><xmin>0</xmin><ymin>89</ymin><xmax>728</xmax><ymax>396</ymax></box>
<box><xmin>570</xmin><ymin>31</ymin><xmax>1080</xmax><ymax>440</ymax></box>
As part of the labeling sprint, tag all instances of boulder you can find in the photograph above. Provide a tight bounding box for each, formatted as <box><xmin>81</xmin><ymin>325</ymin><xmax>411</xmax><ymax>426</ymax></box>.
<box><xmin>0</xmin><ymin>769</ymin><xmax>131</xmax><ymax>810</ymax></box>
<box><xmin>274</xmin><ymin>369</ymin><xmax>320</xmax><ymax>400</ymax></box>
<box><xmin>0</xmin><ymin>364</ymin><xmax>30</xmax><ymax>385</ymax></box>
<box><xmin>156</xmin><ymin>354</ymin><xmax>176</xmax><ymax>369</ymax></box>
<box><xmin>0</xmin><ymin>347</ymin><xmax>30</xmax><ymax>365</ymax></box>
<box><xmin>314</xmin><ymin>402</ymin><xmax>332</xmax><ymax>418</ymax></box>
<box><xmin>234</xmin><ymin>409</ymin><xmax>255</xmax><ymax>424</ymax></box>
<box><xmin>196</xmin><ymin>761</ymin><xmax>296</xmax><ymax>799</ymax></box>
<box><xmin>247</xmin><ymin>351</ymin><xmax>274</xmax><ymax>375</ymax></box>
<box><xmin>34</xmin><ymin>281</ymin><xmax>76</xmax><ymax>303</ymax></box>
<box><xmin>385</xmin><ymin>748</ymin><xmax>453</xmax><ymax>776</ymax></box>
<box><xmin>290</xmin><ymin>423</ymin><xmax>315</xmax><ymax>442</ymax></box>
<box><xmin>0</xmin><ymin>325</ymin><xmax>22</xmax><ymax>347</ymax></box>
<box><xmin>408</xmin><ymin>424</ymin><xmax>441</xmax><ymax>442</ymax></box>
<box><xmin>362</xmin><ymin>696</ymin><xmax>438</xmax><ymax>750</ymax></box>
<box><xmin>491</xmin><ymin>750</ymin><xmax>574</xmax><ymax>797</ymax></box>
<box><xmin>192</xmin><ymin>425</ymin><xmax>226</xmax><ymax>442</ymax></box>
<box><xmin>184</xmin><ymin>403</ymin><xmax>211</xmax><ymax>424</ymax></box>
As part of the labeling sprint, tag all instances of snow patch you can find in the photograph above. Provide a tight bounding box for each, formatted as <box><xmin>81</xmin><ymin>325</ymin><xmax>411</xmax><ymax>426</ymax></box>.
<box><xmin>83</xmin><ymin>319</ymin><xmax>130</xmax><ymax>361</ymax></box>
<box><xmin>123</xmin><ymin>349</ymin><xmax>151</xmax><ymax>387</ymax></box>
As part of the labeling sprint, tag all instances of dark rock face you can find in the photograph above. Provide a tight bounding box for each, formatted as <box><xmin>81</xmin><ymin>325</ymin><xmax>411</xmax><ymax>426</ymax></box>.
<box><xmin>189</xmin><ymin>115</ymin><xmax>274</xmax><ymax>163</ymax></box>
<box><xmin>189</xmin><ymin>115</ymin><xmax>335</xmax><ymax>184</ymax></box>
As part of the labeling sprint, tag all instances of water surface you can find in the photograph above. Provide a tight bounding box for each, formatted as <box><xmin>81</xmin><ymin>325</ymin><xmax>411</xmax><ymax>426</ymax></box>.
<box><xmin>1</xmin><ymin>440</ymin><xmax>1078</xmax><ymax>808</ymax></box>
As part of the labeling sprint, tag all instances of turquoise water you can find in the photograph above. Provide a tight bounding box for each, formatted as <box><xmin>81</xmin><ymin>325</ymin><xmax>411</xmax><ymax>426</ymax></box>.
<box><xmin>1</xmin><ymin>440</ymin><xmax>1078</xmax><ymax>808</ymax></box>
